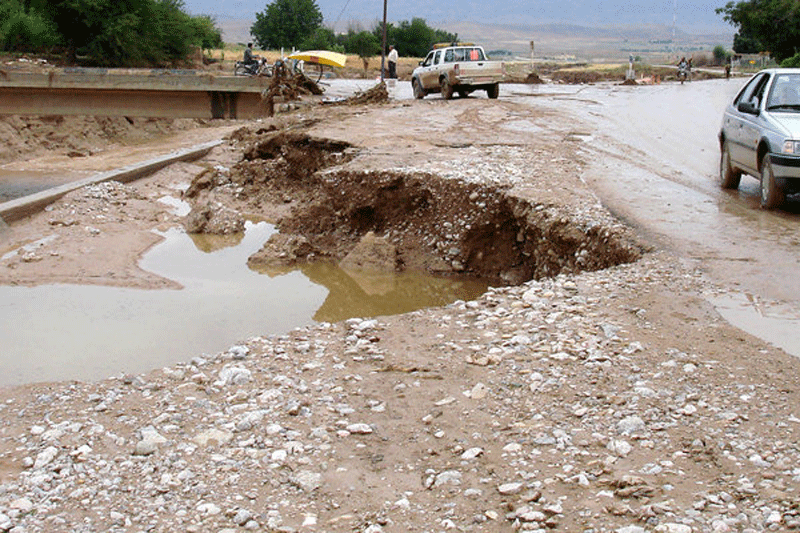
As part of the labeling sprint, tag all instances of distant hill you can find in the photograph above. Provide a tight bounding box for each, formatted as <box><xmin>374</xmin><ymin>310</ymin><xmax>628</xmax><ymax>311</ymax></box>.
<box><xmin>214</xmin><ymin>16</ymin><xmax>733</xmax><ymax>63</ymax></box>
<box><xmin>186</xmin><ymin>0</ymin><xmax>735</xmax><ymax>35</ymax></box>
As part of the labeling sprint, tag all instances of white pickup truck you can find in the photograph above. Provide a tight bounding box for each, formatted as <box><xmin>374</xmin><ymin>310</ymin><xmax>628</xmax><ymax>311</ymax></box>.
<box><xmin>411</xmin><ymin>43</ymin><xmax>504</xmax><ymax>100</ymax></box>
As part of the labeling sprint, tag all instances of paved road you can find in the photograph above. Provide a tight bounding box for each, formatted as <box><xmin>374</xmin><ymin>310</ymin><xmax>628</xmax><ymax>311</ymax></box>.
<box><xmin>507</xmin><ymin>79</ymin><xmax>800</xmax><ymax>356</ymax></box>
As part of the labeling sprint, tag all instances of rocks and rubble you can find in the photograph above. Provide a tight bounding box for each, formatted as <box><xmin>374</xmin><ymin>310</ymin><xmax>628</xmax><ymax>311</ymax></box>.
<box><xmin>1</xmin><ymin>253</ymin><xmax>799</xmax><ymax>532</ymax></box>
<box><xmin>1</xmin><ymin>94</ymin><xmax>799</xmax><ymax>533</ymax></box>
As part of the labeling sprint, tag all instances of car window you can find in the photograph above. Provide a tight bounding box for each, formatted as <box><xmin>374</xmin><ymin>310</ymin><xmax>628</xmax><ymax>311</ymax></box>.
<box><xmin>735</xmin><ymin>73</ymin><xmax>769</xmax><ymax>107</ymax></box>
<box><xmin>444</xmin><ymin>50</ymin><xmax>454</xmax><ymax>62</ymax></box>
<box><xmin>453</xmin><ymin>48</ymin><xmax>465</xmax><ymax>62</ymax></box>
<box><xmin>766</xmin><ymin>74</ymin><xmax>800</xmax><ymax>111</ymax></box>
<box><xmin>468</xmin><ymin>48</ymin><xmax>484</xmax><ymax>61</ymax></box>
<box><xmin>422</xmin><ymin>52</ymin><xmax>434</xmax><ymax>67</ymax></box>
<box><xmin>434</xmin><ymin>50</ymin><xmax>441</xmax><ymax>65</ymax></box>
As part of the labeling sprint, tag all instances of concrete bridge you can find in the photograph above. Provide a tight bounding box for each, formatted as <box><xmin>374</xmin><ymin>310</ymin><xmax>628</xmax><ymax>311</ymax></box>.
<box><xmin>0</xmin><ymin>68</ymin><xmax>273</xmax><ymax>119</ymax></box>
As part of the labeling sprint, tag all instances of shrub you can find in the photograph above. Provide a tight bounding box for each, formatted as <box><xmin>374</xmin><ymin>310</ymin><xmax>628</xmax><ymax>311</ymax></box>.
<box><xmin>0</xmin><ymin>11</ymin><xmax>59</xmax><ymax>52</ymax></box>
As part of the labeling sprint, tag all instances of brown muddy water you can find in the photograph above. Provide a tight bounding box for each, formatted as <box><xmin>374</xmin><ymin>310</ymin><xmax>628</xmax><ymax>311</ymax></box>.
<box><xmin>0</xmin><ymin>221</ymin><xmax>488</xmax><ymax>386</ymax></box>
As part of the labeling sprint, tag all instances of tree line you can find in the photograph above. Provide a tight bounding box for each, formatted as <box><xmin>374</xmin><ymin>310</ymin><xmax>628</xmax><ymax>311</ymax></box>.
<box><xmin>250</xmin><ymin>0</ymin><xmax>457</xmax><ymax>60</ymax></box>
<box><xmin>0</xmin><ymin>0</ymin><xmax>222</xmax><ymax>67</ymax></box>
<box><xmin>717</xmin><ymin>0</ymin><xmax>800</xmax><ymax>66</ymax></box>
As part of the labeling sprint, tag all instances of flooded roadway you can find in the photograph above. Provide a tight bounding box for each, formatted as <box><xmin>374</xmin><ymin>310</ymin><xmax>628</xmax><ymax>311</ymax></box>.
<box><xmin>508</xmin><ymin>78</ymin><xmax>800</xmax><ymax>356</ymax></box>
<box><xmin>2</xmin><ymin>77</ymin><xmax>799</xmax><ymax>383</ymax></box>
<box><xmin>0</xmin><ymin>221</ymin><xmax>487</xmax><ymax>385</ymax></box>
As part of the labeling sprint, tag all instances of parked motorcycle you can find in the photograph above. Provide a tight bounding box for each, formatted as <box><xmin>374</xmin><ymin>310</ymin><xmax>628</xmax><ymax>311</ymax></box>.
<box><xmin>234</xmin><ymin>58</ymin><xmax>272</xmax><ymax>77</ymax></box>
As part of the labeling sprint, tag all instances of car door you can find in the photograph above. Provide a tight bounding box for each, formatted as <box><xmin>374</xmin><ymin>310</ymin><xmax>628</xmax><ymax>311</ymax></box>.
<box><xmin>729</xmin><ymin>73</ymin><xmax>770</xmax><ymax>174</ymax></box>
<box><xmin>420</xmin><ymin>50</ymin><xmax>442</xmax><ymax>90</ymax></box>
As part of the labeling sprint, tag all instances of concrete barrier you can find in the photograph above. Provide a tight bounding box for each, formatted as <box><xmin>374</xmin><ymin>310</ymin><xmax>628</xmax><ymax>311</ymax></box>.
<box><xmin>0</xmin><ymin>139</ymin><xmax>221</xmax><ymax>224</ymax></box>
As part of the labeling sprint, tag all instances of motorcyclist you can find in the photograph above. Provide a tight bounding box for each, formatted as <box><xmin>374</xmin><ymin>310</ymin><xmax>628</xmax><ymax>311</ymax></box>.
<box><xmin>243</xmin><ymin>43</ymin><xmax>258</xmax><ymax>69</ymax></box>
<box><xmin>677</xmin><ymin>56</ymin><xmax>691</xmax><ymax>82</ymax></box>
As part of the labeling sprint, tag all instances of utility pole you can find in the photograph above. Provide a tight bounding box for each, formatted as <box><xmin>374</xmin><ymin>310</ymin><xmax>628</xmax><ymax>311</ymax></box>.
<box><xmin>380</xmin><ymin>0</ymin><xmax>388</xmax><ymax>82</ymax></box>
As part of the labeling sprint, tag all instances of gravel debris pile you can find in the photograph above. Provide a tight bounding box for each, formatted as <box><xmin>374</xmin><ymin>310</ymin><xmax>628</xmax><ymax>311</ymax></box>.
<box><xmin>1</xmin><ymin>253</ymin><xmax>799</xmax><ymax>532</ymax></box>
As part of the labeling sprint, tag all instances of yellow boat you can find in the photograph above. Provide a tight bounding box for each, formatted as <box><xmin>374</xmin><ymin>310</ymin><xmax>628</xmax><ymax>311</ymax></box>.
<box><xmin>287</xmin><ymin>50</ymin><xmax>347</xmax><ymax>68</ymax></box>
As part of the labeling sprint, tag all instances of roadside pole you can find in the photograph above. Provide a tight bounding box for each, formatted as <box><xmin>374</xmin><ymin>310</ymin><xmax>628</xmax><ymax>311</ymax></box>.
<box><xmin>380</xmin><ymin>0</ymin><xmax>387</xmax><ymax>82</ymax></box>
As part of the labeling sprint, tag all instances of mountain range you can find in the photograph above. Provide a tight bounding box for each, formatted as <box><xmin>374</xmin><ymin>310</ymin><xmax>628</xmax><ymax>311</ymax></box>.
<box><xmin>184</xmin><ymin>0</ymin><xmax>735</xmax><ymax>58</ymax></box>
<box><xmin>185</xmin><ymin>0</ymin><xmax>735</xmax><ymax>33</ymax></box>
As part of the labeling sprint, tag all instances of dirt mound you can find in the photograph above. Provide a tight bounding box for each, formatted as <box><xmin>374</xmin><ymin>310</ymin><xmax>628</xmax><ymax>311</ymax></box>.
<box><xmin>0</xmin><ymin>115</ymin><xmax>203</xmax><ymax>164</ymax></box>
<box><xmin>344</xmin><ymin>82</ymin><xmax>390</xmax><ymax>105</ymax></box>
<box><xmin>524</xmin><ymin>72</ymin><xmax>545</xmax><ymax>84</ymax></box>
<box><xmin>620</xmin><ymin>78</ymin><xmax>638</xmax><ymax>86</ymax></box>
<box><xmin>551</xmin><ymin>70</ymin><xmax>608</xmax><ymax>84</ymax></box>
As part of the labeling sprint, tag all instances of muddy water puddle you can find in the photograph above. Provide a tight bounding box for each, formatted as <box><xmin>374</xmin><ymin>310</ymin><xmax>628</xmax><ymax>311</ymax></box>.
<box><xmin>0</xmin><ymin>169</ymin><xmax>91</xmax><ymax>203</ymax></box>
<box><xmin>0</xmin><ymin>221</ymin><xmax>488</xmax><ymax>385</ymax></box>
<box><xmin>710</xmin><ymin>293</ymin><xmax>800</xmax><ymax>358</ymax></box>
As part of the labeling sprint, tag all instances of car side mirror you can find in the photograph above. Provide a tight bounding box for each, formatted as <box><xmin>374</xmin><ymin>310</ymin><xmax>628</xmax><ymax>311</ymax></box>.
<box><xmin>737</xmin><ymin>101</ymin><xmax>760</xmax><ymax>115</ymax></box>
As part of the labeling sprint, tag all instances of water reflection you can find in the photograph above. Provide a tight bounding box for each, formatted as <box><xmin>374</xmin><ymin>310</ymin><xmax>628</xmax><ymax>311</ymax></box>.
<box><xmin>0</xmin><ymin>221</ymin><xmax>488</xmax><ymax>385</ymax></box>
<box><xmin>253</xmin><ymin>261</ymin><xmax>488</xmax><ymax>323</ymax></box>
<box><xmin>0</xmin><ymin>169</ymin><xmax>90</xmax><ymax>202</ymax></box>
<box><xmin>710</xmin><ymin>292</ymin><xmax>800</xmax><ymax>358</ymax></box>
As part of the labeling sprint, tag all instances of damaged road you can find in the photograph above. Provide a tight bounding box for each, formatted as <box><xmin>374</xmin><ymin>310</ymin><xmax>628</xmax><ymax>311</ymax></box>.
<box><xmin>1</xmin><ymin>91</ymin><xmax>800</xmax><ymax>532</ymax></box>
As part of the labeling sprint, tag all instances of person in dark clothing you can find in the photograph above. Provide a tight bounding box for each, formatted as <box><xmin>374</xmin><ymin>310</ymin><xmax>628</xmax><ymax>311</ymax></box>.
<box><xmin>243</xmin><ymin>43</ymin><xmax>257</xmax><ymax>67</ymax></box>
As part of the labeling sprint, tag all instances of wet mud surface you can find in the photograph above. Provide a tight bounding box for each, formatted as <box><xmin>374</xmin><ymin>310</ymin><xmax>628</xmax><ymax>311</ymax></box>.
<box><xmin>1</xmin><ymin>82</ymin><xmax>800</xmax><ymax>532</ymax></box>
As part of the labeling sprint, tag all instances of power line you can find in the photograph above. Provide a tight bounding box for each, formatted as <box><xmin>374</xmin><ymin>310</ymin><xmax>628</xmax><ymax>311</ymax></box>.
<box><xmin>333</xmin><ymin>0</ymin><xmax>353</xmax><ymax>30</ymax></box>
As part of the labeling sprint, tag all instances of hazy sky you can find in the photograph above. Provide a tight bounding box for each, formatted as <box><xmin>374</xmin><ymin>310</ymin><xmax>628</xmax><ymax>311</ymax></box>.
<box><xmin>184</xmin><ymin>0</ymin><xmax>734</xmax><ymax>33</ymax></box>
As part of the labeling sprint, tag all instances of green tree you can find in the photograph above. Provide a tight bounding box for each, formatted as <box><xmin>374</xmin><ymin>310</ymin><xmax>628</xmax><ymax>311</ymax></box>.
<box><xmin>0</xmin><ymin>0</ymin><xmax>58</xmax><ymax>52</ymax></box>
<box><xmin>717</xmin><ymin>0</ymin><xmax>800</xmax><ymax>61</ymax></box>
<box><xmin>732</xmin><ymin>32</ymin><xmax>762</xmax><ymax>55</ymax></box>
<box><xmin>300</xmin><ymin>26</ymin><xmax>341</xmax><ymax>52</ymax></box>
<box><xmin>189</xmin><ymin>15</ymin><xmax>223</xmax><ymax>51</ymax></box>
<box><xmin>343</xmin><ymin>30</ymin><xmax>379</xmax><ymax>72</ymax></box>
<box><xmin>251</xmin><ymin>0</ymin><xmax>323</xmax><ymax>50</ymax></box>
<box><xmin>712</xmin><ymin>45</ymin><xmax>731</xmax><ymax>66</ymax></box>
<box><xmin>782</xmin><ymin>53</ymin><xmax>800</xmax><ymax>68</ymax></box>
<box><xmin>377</xmin><ymin>18</ymin><xmax>457</xmax><ymax>58</ymax></box>
<box><xmin>24</xmin><ymin>0</ymin><xmax>222</xmax><ymax>66</ymax></box>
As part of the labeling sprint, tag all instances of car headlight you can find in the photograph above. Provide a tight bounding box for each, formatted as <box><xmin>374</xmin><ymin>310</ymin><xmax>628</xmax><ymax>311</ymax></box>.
<box><xmin>783</xmin><ymin>140</ymin><xmax>800</xmax><ymax>154</ymax></box>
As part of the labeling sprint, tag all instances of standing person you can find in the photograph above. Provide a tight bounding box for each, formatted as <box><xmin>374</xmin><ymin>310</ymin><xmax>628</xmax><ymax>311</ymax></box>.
<box><xmin>387</xmin><ymin>45</ymin><xmax>398</xmax><ymax>79</ymax></box>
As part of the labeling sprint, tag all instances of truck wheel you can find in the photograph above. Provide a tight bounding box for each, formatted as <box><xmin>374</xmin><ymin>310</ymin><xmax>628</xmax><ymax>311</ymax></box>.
<box><xmin>412</xmin><ymin>79</ymin><xmax>425</xmax><ymax>99</ymax></box>
<box><xmin>719</xmin><ymin>141</ymin><xmax>741</xmax><ymax>189</ymax></box>
<box><xmin>440</xmin><ymin>78</ymin><xmax>453</xmax><ymax>100</ymax></box>
<box><xmin>760</xmin><ymin>154</ymin><xmax>785</xmax><ymax>209</ymax></box>
<box><xmin>487</xmin><ymin>83</ymin><xmax>500</xmax><ymax>99</ymax></box>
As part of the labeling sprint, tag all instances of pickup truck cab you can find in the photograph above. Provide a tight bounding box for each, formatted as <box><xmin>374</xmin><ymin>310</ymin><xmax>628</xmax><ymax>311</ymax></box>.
<box><xmin>411</xmin><ymin>43</ymin><xmax>504</xmax><ymax>100</ymax></box>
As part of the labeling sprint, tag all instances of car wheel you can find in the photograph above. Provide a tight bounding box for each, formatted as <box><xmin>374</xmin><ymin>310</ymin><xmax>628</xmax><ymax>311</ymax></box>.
<box><xmin>760</xmin><ymin>154</ymin><xmax>785</xmax><ymax>209</ymax></box>
<box><xmin>487</xmin><ymin>83</ymin><xmax>500</xmax><ymax>99</ymax></box>
<box><xmin>440</xmin><ymin>78</ymin><xmax>453</xmax><ymax>100</ymax></box>
<box><xmin>719</xmin><ymin>141</ymin><xmax>741</xmax><ymax>189</ymax></box>
<box><xmin>412</xmin><ymin>79</ymin><xmax>425</xmax><ymax>100</ymax></box>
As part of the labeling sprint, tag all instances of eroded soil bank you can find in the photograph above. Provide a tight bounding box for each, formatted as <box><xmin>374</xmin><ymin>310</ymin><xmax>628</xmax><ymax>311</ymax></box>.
<box><xmin>1</xmin><ymin>98</ymin><xmax>799</xmax><ymax>533</ymax></box>
<box><xmin>184</xmin><ymin>126</ymin><xmax>642</xmax><ymax>286</ymax></box>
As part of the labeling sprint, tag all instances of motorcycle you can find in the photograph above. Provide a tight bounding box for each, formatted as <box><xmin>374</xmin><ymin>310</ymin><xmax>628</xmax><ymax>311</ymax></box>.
<box><xmin>234</xmin><ymin>57</ymin><xmax>272</xmax><ymax>77</ymax></box>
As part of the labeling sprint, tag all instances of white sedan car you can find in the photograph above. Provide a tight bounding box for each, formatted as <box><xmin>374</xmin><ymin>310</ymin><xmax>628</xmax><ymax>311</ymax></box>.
<box><xmin>719</xmin><ymin>68</ymin><xmax>800</xmax><ymax>208</ymax></box>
